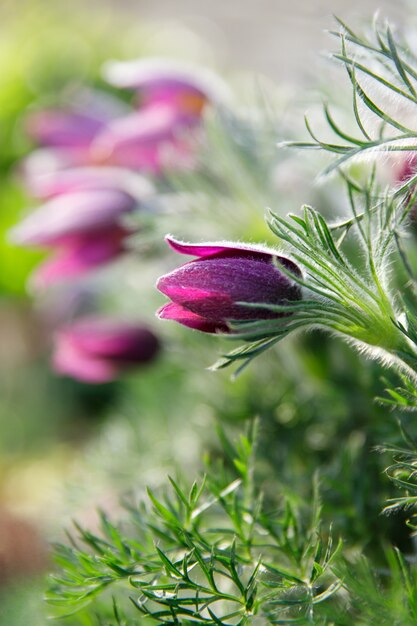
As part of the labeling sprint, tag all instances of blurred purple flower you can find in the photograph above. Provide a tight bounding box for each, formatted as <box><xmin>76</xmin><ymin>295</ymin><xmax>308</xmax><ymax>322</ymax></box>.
<box><xmin>103</xmin><ymin>58</ymin><xmax>229</xmax><ymax>112</ymax></box>
<box><xmin>157</xmin><ymin>236</ymin><xmax>302</xmax><ymax>334</ymax></box>
<box><xmin>94</xmin><ymin>59</ymin><xmax>230</xmax><ymax>174</ymax></box>
<box><xmin>22</xmin><ymin>62</ymin><xmax>227</xmax><ymax>178</ymax></box>
<box><xmin>10</xmin><ymin>168</ymin><xmax>153</xmax><ymax>286</ymax></box>
<box><xmin>53</xmin><ymin>317</ymin><xmax>160</xmax><ymax>383</ymax></box>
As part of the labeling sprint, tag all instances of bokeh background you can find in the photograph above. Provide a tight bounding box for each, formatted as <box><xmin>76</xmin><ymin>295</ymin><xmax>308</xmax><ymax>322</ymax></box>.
<box><xmin>0</xmin><ymin>0</ymin><xmax>410</xmax><ymax>624</ymax></box>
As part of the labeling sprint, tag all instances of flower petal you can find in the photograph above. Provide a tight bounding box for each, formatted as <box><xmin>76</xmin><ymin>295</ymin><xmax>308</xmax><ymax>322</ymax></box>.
<box><xmin>30</xmin><ymin>229</ymin><xmax>126</xmax><ymax>287</ymax></box>
<box><xmin>24</xmin><ymin>166</ymin><xmax>154</xmax><ymax>200</ymax></box>
<box><xmin>103</xmin><ymin>58</ymin><xmax>231</xmax><ymax>105</ymax></box>
<box><xmin>53</xmin><ymin>318</ymin><xmax>160</xmax><ymax>383</ymax></box>
<box><xmin>26</xmin><ymin>110</ymin><xmax>105</xmax><ymax>148</ymax></box>
<box><xmin>157</xmin><ymin>255</ymin><xmax>301</xmax><ymax>322</ymax></box>
<box><xmin>164</xmin><ymin>235</ymin><xmax>275</xmax><ymax>261</ymax></box>
<box><xmin>158</xmin><ymin>302</ymin><xmax>228</xmax><ymax>333</ymax></box>
<box><xmin>20</xmin><ymin>147</ymin><xmax>94</xmax><ymax>183</ymax></box>
<box><xmin>53</xmin><ymin>337</ymin><xmax>118</xmax><ymax>383</ymax></box>
<box><xmin>58</xmin><ymin>319</ymin><xmax>160</xmax><ymax>361</ymax></box>
<box><xmin>10</xmin><ymin>190</ymin><xmax>135</xmax><ymax>247</ymax></box>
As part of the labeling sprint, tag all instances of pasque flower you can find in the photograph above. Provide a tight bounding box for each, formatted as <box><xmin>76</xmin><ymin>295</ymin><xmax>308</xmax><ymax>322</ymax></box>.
<box><xmin>157</xmin><ymin>236</ymin><xmax>302</xmax><ymax>333</ymax></box>
<box><xmin>53</xmin><ymin>317</ymin><xmax>160</xmax><ymax>383</ymax></box>
<box><xmin>10</xmin><ymin>168</ymin><xmax>153</xmax><ymax>286</ymax></box>
<box><xmin>93</xmin><ymin>59</ymin><xmax>229</xmax><ymax>174</ymax></box>
<box><xmin>22</xmin><ymin>62</ymin><xmax>226</xmax><ymax>179</ymax></box>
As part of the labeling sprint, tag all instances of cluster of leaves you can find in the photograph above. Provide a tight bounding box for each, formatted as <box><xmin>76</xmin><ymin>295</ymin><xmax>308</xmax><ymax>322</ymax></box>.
<box><xmin>377</xmin><ymin>423</ymin><xmax>417</xmax><ymax>517</ymax></box>
<box><xmin>48</xmin><ymin>421</ymin><xmax>417</xmax><ymax>626</ymax></box>
<box><xmin>286</xmin><ymin>17</ymin><xmax>417</xmax><ymax>176</ymax></box>
<box><xmin>47</xmin><ymin>427</ymin><xmax>343</xmax><ymax>625</ymax></box>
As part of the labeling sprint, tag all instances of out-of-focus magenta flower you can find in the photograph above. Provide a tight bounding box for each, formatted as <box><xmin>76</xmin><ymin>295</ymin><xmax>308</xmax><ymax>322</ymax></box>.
<box><xmin>95</xmin><ymin>59</ymin><xmax>229</xmax><ymax>174</ymax></box>
<box><xmin>53</xmin><ymin>317</ymin><xmax>160</xmax><ymax>383</ymax></box>
<box><xmin>22</xmin><ymin>62</ymin><xmax>226</xmax><ymax>177</ymax></box>
<box><xmin>157</xmin><ymin>236</ymin><xmax>302</xmax><ymax>334</ymax></box>
<box><xmin>103</xmin><ymin>58</ymin><xmax>229</xmax><ymax>113</ymax></box>
<box><xmin>10</xmin><ymin>168</ymin><xmax>153</xmax><ymax>287</ymax></box>
<box><xmin>29</xmin><ymin>225</ymin><xmax>130</xmax><ymax>288</ymax></box>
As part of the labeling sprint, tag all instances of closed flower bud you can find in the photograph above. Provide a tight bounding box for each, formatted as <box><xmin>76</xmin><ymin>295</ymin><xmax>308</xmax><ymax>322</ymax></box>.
<box><xmin>10</xmin><ymin>168</ymin><xmax>153</xmax><ymax>286</ymax></box>
<box><xmin>53</xmin><ymin>317</ymin><xmax>160</xmax><ymax>383</ymax></box>
<box><xmin>157</xmin><ymin>236</ymin><xmax>302</xmax><ymax>334</ymax></box>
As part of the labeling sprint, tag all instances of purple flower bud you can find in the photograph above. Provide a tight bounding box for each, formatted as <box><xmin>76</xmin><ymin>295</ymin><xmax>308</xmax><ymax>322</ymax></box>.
<box><xmin>29</xmin><ymin>226</ymin><xmax>129</xmax><ymax>288</ymax></box>
<box><xmin>10</xmin><ymin>169</ymin><xmax>153</xmax><ymax>286</ymax></box>
<box><xmin>53</xmin><ymin>317</ymin><xmax>160</xmax><ymax>383</ymax></box>
<box><xmin>157</xmin><ymin>236</ymin><xmax>302</xmax><ymax>334</ymax></box>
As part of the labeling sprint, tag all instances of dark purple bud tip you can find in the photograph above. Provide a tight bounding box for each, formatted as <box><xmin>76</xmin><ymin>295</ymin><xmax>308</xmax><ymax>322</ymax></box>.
<box><xmin>156</xmin><ymin>237</ymin><xmax>302</xmax><ymax>334</ymax></box>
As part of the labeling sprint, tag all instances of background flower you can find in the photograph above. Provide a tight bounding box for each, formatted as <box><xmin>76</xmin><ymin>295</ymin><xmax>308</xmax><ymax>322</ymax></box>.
<box><xmin>10</xmin><ymin>168</ymin><xmax>154</xmax><ymax>286</ymax></box>
<box><xmin>53</xmin><ymin>317</ymin><xmax>160</xmax><ymax>383</ymax></box>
